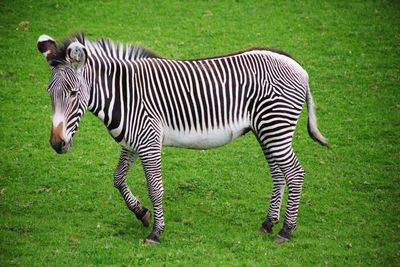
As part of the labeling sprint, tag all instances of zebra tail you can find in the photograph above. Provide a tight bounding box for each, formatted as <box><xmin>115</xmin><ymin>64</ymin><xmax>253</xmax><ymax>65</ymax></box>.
<box><xmin>306</xmin><ymin>86</ymin><xmax>329</xmax><ymax>147</ymax></box>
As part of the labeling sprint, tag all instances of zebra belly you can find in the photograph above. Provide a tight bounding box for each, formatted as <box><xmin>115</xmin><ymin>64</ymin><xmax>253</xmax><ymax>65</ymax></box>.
<box><xmin>162</xmin><ymin>122</ymin><xmax>250</xmax><ymax>149</ymax></box>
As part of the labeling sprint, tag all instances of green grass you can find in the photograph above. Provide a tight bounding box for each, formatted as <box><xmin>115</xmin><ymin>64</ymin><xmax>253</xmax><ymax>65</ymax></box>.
<box><xmin>1</xmin><ymin>0</ymin><xmax>399</xmax><ymax>266</ymax></box>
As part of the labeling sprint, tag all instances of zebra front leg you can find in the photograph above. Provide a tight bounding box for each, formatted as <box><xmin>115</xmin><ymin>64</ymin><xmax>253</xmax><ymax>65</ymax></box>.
<box><xmin>260</xmin><ymin>160</ymin><xmax>285</xmax><ymax>233</ymax></box>
<box><xmin>114</xmin><ymin>148</ymin><xmax>151</xmax><ymax>227</ymax></box>
<box><xmin>274</xmin><ymin>149</ymin><xmax>305</xmax><ymax>244</ymax></box>
<box><xmin>140</xmin><ymin>148</ymin><xmax>165</xmax><ymax>245</ymax></box>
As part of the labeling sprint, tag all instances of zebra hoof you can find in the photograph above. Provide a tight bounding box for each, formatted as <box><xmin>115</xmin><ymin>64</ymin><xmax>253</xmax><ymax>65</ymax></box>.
<box><xmin>273</xmin><ymin>234</ymin><xmax>290</xmax><ymax>244</ymax></box>
<box><xmin>145</xmin><ymin>232</ymin><xmax>160</xmax><ymax>245</ymax></box>
<box><xmin>135</xmin><ymin>208</ymin><xmax>151</xmax><ymax>227</ymax></box>
<box><xmin>259</xmin><ymin>226</ymin><xmax>268</xmax><ymax>233</ymax></box>
<box><xmin>141</xmin><ymin>209</ymin><xmax>151</xmax><ymax>227</ymax></box>
<box><xmin>259</xmin><ymin>218</ymin><xmax>274</xmax><ymax>233</ymax></box>
<box><xmin>274</xmin><ymin>226</ymin><xmax>292</xmax><ymax>244</ymax></box>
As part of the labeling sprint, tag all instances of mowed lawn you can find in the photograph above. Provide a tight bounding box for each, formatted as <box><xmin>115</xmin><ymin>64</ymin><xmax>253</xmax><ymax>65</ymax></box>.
<box><xmin>1</xmin><ymin>0</ymin><xmax>399</xmax><ymax>266</ymax></box>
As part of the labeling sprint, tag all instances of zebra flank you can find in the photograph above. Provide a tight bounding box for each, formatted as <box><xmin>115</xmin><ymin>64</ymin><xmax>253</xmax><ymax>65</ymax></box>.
<box><xmin>38</xmin><ymin>33</ymin><xmax>328</xmax><ymax>244</ymax></box>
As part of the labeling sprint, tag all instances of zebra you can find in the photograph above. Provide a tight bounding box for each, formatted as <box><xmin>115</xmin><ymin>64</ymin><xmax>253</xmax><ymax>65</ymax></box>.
<box><xmin>37</xmin><ymin>33</ymin><xmax>328</xmax><ymax>245</ymax></box>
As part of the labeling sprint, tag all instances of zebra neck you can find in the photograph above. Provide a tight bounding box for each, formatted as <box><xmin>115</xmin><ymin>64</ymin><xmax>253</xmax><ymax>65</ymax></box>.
<box><xmin>86</xmin><ymin>59</ymin><xmax>142</xmax><ymax>143</ymax></box>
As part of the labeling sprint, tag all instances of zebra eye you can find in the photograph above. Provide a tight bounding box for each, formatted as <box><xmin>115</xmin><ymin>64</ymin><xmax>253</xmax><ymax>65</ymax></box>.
<box><xmin>70</xmin><ymin>91</ymin><xmax>78</xmax><ymax>97</ymax></box>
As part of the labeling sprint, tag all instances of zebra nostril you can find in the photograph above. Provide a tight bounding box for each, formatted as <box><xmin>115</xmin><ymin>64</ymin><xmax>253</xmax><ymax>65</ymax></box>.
<box><xmin>61</xmin><ymin>140</ymin><xmax>66</xmax><ymax>147</ymax></box>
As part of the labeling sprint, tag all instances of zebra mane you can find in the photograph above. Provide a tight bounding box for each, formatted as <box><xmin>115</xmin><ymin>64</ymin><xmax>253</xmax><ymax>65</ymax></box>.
<box><xmin>52</xmin><ymin>33</ymin><xmax>298</xmax><ymax>67</ymax></box>
<box><xmin>51</xmin><ymin>33</ymin><xmax>159</xmax><ymax>66</ymax></box>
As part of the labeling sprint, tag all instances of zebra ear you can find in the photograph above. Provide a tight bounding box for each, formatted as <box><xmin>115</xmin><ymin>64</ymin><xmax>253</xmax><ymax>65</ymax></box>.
<box><xmin>37</xmin><ymin>35</ymin><xmax>57</xmax><ymax>64</ymax></box>
<box><xmin>66</xmin><ymin>42</ymin><xmax>87</xmax><ymax>71</ymax></box>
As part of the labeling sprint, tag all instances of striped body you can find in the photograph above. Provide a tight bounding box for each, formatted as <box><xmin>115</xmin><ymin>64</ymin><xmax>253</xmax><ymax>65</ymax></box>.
<box><xmin>38</xmin><ymin>34</ymin><xmax>327</xmax><ymax>244</ymax></box>
<box><xmin>85</xmin><ymin>47</ymin><xmax>307</xmax><ymax>152</ymax></box>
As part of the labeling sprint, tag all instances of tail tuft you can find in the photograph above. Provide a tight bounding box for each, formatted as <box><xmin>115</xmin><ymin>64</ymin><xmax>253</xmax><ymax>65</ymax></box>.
<box><xmin>306</xmin><ymin>86</ymin><xmax>329</xmax><ymax>147</ymax></box>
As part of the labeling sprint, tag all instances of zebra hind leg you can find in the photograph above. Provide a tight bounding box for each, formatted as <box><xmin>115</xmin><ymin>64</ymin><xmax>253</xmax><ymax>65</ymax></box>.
<box><xmin>273</xmin><ymin>147</ymin><xmax>305</xmax><ymax>243</ymax></box>
<box><xmin>114</xmin><ymin>148</ymin><xmax>150</xmax><ymax>227</ymax></box>
<box><xmin>254</xmin><ymin>113</ymin><xmax>304</xmax><ymax>243</ymax></box>
<box><xmin>259</xmin><ymin>158</ymin><xmax>285</xmax><ymax>234</ymax></box>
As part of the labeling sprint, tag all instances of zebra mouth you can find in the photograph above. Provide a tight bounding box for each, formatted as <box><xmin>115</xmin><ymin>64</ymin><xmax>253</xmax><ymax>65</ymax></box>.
<box><xmin>50</xmin><ymin>140</ymin><xmax>72</xmax><ymax>154</ymax></box>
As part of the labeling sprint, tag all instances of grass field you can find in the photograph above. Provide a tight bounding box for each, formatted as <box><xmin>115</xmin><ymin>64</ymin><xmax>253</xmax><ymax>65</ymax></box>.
<box><xmin>1</xmin><ymin>0</ymin><xmax>399</xmax><ymax>266</ymax></box>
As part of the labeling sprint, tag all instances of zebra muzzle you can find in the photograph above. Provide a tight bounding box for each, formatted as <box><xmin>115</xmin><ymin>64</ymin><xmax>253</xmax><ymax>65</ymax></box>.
<box><xmin>50</xmin><ymin>122</ymin><xmax>70</xmax><ymax>154</ymax></box>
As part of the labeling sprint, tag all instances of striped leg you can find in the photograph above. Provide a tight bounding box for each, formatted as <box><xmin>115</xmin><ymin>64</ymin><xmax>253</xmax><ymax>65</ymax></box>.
<box><xmin>114</xmin><ymin>148</ymin><xmax>150</xmax><ymax>226</ymax></box>
<box><xmin>274</xmin><ymin>148</ymin><xmax>304</xmax><ymax>243</ymax></box>
<box><xmin>139</xmin><ymin>148</ymin><xmax>165</xmax><ymax>244</ymax></box>
<box><xmin>254</xmin><ymin>107</ymin><xmax>304</xmax><ymax>242</ymax></box>
<box><xmin>260</xmin><ymin>157</ymin><xmax>285</xmax><ymax>233</ymax></box>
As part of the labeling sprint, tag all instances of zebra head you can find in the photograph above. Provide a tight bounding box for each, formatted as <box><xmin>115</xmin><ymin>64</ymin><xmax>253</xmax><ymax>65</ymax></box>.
<box><xmin>37</xmin><ymin>34</ymin><xmax>90</xmax><ymax>154</ymax></box>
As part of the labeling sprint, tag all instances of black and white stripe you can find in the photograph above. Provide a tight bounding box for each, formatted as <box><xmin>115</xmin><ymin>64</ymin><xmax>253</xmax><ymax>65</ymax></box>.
<box><xmin>38</xmin><ymin>34</ymin><xmax>328</xmax><ymax>244</ymax></box>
